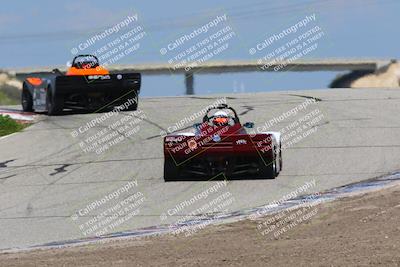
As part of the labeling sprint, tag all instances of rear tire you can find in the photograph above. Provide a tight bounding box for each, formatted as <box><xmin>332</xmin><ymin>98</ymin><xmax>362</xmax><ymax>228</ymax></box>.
<box><xmin>279</xmin><ymin>144</ymin><xmax>283</xmax><ymax>172</ymax></box>
<box><xmin>21</xmin><ymin>88</ymin><xmax>33</xmax><ymax>112</ymax></box>
<box><xmin>164</xmin><ymin>158</ymin><xmax>180</xmax><ymax>182</ymax></box>
<box><xmin>126</xmin><ymin>92</ymin><xmax>138</xmax><ymax>111</ymax></box>
<box><xmin>261</xmin><ymin>149</ymin><xmax>277</xmax><ymax>179</ymax></box>
<box><xmin>270</xmin><ymin>156</ymin><xmax>277</xmax><ymax>179</ymax></box>
<box><xmin>46</xmin><ymin>87</ymin><xmax>63</xmax><ymax>116</ymax></box>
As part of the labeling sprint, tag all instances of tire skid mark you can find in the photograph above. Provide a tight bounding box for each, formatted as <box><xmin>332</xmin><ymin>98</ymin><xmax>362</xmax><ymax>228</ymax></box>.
<box><xmin>287</xmin><ymin>94</ymin><xmax>322</xmax><ymax>102</ymax></box>
<box><xmin>0</xmin><ymin>157</ymin><xmax>163</xmax><ymax>179</ymax></box>
<box><xmin>239</xmin><ymin>105</ymin><xmax>254</xmax><ymax>116</ymax></box>
<box><xmin>0</xmin><ymin>174</ymin><xmax>16</xmax><ymax>184</ymax></box>
<box><xmin>0</xmin><ymin>160</ymin><xmax>16</xmax><ymax>168</ymax></box>
<box><xmin>49</xmin><ymin>164</ymin><xmax>71</xmax><ymax>176</ymax></box>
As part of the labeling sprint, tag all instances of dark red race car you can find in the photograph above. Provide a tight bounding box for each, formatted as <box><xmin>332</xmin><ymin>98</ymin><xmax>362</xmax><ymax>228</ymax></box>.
<box><xmin>163</xmin><ymin>104</ymin><xmax>282</xmax><ymax>181</ymax></box>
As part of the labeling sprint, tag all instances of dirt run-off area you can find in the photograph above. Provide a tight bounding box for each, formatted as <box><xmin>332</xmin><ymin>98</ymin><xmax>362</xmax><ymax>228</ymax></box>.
<box><xmin>1</xmin><ymin>183</ymin><xmax>400</xmax><ymax>267</ymax></box>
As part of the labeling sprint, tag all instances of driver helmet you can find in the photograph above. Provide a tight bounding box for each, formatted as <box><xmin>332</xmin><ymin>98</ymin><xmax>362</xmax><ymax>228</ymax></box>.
<box><xmin>213</xmin><ymin>111</ymin><xmax>230</xmax><ymax>126</ymax></box>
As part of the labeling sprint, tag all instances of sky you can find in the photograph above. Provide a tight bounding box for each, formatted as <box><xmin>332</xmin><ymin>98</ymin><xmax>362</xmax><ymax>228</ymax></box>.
<box><xmin>0</xmin><ymin>0</ymin><xmax>398</xmax><ymax>96</ymax></box>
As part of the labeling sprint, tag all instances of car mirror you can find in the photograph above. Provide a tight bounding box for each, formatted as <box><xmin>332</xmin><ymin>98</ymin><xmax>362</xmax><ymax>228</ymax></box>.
<box><xmin>243</xmin><ymin>122</ymin><xmax>254</xmax><ymax>128</ymax></box>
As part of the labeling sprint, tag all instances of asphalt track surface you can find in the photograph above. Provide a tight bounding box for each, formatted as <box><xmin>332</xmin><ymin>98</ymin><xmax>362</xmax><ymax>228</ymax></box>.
<box><xmin>1</xmin><ymin>88</ymin><xmax>400</xmax><ymax>250</ymax></box>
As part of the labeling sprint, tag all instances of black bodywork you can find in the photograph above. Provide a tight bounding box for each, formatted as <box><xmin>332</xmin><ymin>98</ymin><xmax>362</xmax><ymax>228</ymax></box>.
<box><xmin>21</xmin><ymin>55</ymin><xmax>141</xmax><ymax>115</ymax></box>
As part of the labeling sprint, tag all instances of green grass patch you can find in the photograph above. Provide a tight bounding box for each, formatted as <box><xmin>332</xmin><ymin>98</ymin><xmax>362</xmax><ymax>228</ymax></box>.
<box><xmin>0</xmin><ymin>115</ymin><xmax>27</xmax><ymax>137</ymax></box>
<box><xmin>0</xmin><ymin>90</ymin><xmax>18</xmax><ymax>105</ymax></box>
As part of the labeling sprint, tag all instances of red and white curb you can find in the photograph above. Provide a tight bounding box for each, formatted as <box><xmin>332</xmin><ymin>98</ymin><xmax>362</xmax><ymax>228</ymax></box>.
<box><xmin>0</xmin><ymin>109</ymin><xmax>38</xmax><ymax>123</ymax></box>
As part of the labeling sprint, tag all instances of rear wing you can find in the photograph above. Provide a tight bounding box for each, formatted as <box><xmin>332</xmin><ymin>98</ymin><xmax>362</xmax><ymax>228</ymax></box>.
<box><xmin>54</xmin><ymin>73</ymin><xmax>141</xmax><ymax>94</ymax></box>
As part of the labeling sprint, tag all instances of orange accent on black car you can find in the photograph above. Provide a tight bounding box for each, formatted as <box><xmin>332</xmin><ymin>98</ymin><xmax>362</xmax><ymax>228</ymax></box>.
<box><xmin>26</xmin><ymin>77</ymin><xmax>43</xmax><ymax>86</ymax></box>
<box><xmin>66</xmin><ymin>66</ymin><xmax>109</xmax><ymax>76</ymax></box>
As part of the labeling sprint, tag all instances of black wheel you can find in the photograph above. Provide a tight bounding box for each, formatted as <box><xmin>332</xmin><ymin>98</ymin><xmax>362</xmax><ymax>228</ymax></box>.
<box><xmin>273</xmin><ymin>144</ymin><xmax>282</xmax><ymax>175</ymax></box>
<box><xmin>46</xmin><ymin>87</ymin><xmax>63</xmax><ymax>116</ymax></box>
<box><xmin>164</xmin><ymin>158</ymin><xmax>180</xmax><ymax>182</ymax></box>
<box><xmin>260</xmin><ymin>149</ymin><xmax>277</xmax><ymax>179</ymax></box>
<box><xmin>21</xmin><ymin>88</ymin><xmax>33</xmax><ymax>112</ymax></box>
<box><xmin>271</xmin><ymin>151</ymin><xmax>278</xmax><ymax>178</ymax></box>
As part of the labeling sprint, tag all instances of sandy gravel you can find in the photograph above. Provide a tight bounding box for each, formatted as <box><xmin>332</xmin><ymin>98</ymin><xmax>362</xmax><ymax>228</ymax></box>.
<box><xmin>1</xmin><ymin>183</ymin><xmax>400</xmax><ymax>267</ymax></box>
<box><xmin>351</xmin><ymin>62</ymin><xmax>400</xmax><ymax>88</ymax></box>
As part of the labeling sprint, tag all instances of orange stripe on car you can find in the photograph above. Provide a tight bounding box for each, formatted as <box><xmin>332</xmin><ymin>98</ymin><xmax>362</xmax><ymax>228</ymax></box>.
<box><xmin>26</xmin><ymin>77</ymin><xmax>43</xmax><ymax>86</ymax></box>
<box><xmin>66</xmin><ymin>66</ymin><xmax>109</xmax><ymax>76</ymax></box>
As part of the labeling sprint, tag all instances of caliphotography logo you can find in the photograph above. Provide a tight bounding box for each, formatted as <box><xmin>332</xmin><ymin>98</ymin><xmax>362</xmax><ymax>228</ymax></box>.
<box><xmin>1</xmin><ymin>1</ymin><xmax>399</xmax><ymax>266</ymax></box>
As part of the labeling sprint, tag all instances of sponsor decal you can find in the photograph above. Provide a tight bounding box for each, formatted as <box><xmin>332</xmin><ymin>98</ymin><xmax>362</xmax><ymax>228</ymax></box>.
<box><xmin>88</xmin><ymin>75</ymin><xmax>111</xmax><ymax>80</ymax></box>
<box><xmin>188</xmin><ymin>139</ymin><xmax>198</xmax><ymax>150</ymax></box>
<box><xmin>236</xmin><ymin>139</ymin><xmax>247</xmax><ymax>145</ymax></box>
